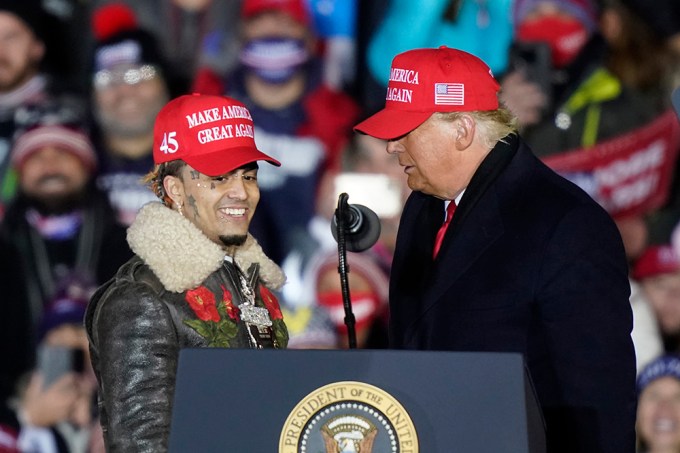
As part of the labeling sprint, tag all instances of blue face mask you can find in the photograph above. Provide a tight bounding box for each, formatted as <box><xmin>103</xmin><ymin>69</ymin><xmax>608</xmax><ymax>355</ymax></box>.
<box><xmin>240</xmin><ymin>37</ymin><xmax>310</xmax><ymax>84</ymax></box>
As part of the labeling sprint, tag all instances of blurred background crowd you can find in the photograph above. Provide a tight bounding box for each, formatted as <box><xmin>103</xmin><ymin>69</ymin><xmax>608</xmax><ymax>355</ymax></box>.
<box><xmin>0</xmin><ymin>0</ymin><xmax>680</xmax><ymax>451</ymax></box>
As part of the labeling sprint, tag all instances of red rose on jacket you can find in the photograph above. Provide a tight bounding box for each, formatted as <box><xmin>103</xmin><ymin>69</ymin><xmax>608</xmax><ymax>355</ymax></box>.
<box><xmin>185</xmin><ymin>286</ymin><xmax>220</xmax><ymax>322</ymax></box>
<box><xmin>259</xmin><ymin>285</ymin><xmax>282</xmax><ymax>320</ymax></box>
<box><xmin>220</xmin><ymin>285</ymin><xmax>240</xmax><ymax>321</ymax></box>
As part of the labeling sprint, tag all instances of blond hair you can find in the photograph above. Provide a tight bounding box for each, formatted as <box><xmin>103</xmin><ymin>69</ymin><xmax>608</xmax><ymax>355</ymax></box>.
<box><xmin>435</xmin><ymin>105</ymin><xmax>518</xmax><ymax>149</ymax></box>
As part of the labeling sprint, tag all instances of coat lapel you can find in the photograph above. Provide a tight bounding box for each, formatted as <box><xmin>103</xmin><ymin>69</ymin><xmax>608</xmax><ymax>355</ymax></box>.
<box><xmin>426</xmin><ymin>188</ymin><xmax>505</xmax><ymax>306</ymax></box>
<box><xmin>396</xmin><ymin>135</ymin><xmax>519</xmax><ymax>341</ymax></box>
<box><xmin>389</xmin><ymin>192</ymin><xmax>441</xmax><ymax>333</ymax></box>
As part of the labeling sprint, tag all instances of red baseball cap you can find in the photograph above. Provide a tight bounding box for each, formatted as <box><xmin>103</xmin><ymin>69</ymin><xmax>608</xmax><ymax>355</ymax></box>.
<box><xmin>241</xmin><ymin>0</ymin><xmax>310</xmax><ymax>25</ymax></box>
<box><xmin>354</xmin><ymin>46</ymin><xmax>501</xmax><ymax>140</ymax></box>
<box><xmin>633</xmin><ymin>244</ymin><xmax>680</xmax><ymax>280</ymax></box>
<box><xmin>153</xmin><ymin>93</ymin><xmax>280</xmax><ymax>177</ymax></box>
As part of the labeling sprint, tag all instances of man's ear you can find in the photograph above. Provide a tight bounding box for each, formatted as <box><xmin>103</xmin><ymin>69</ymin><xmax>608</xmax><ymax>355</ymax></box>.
<box><xmin>454</xmin><ymin>114</ymin><xmax>475</xmax><ymax>150</ymax></box>
<box><xmin>163</xmin><ymin>175</ymin><xmax>184</xmax><ymax>208</ymax></box>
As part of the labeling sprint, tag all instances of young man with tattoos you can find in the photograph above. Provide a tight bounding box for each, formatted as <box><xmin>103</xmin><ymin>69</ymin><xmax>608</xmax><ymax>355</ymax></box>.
<box><xmin>85</xmin><ymin>93</ymin><xmax>289</xmax><ymax>452</ymax></box>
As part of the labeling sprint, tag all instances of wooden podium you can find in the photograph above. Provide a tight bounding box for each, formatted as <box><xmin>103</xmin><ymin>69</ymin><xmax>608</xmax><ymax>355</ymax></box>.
<box><xmin>169</xmin><ymin>349</ymin><xmax>546</xmax><ymax>452</ymax></box>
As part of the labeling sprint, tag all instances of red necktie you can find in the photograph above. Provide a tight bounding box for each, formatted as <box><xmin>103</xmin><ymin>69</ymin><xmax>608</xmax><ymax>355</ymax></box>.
<box><xmin>433</xmin><ymin>201</ymin><xmax>456</xmax><ymax>259</ymax></box>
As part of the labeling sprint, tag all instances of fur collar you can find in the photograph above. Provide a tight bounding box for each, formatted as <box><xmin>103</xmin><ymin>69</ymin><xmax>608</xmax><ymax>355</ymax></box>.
<box><xmin>126</xmin><ymin>202</ymin><xmax>286</xmax><ymax>293</ymax></box>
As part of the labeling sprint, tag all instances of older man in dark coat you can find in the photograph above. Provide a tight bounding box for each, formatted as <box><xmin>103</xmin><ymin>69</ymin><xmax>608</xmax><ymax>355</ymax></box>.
<box><xmin>354</xmin><ymin>46</ymin><xmax>636</xmax><ymax>453</ymax></box>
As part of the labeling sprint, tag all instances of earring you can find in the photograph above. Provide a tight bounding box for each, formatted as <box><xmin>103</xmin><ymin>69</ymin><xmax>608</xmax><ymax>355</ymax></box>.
<box><xmin>177</xmin><ymin>203</ymin><xmax>184</xmax><ymax>217</ymax></box>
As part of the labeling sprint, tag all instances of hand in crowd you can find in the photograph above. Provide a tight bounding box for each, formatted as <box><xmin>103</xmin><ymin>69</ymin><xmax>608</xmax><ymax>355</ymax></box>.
<box><xmin>20</xmin><ymin>371</ymin><xmax>80</xmax><ymax>427</ymax></box>
<box><xmin>499</xmin><ymin>70</ymin><xmax>549</xmax><ymax>128</ymax></box>
<box><xmin>70</xmin><ymin>380</ymin><xmax>96</xmax><ymax>428</ymax></box>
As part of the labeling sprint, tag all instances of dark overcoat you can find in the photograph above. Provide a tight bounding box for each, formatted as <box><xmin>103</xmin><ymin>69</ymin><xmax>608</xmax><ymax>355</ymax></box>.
<box><xmin>389</xmin><ymin>134</ymin><xmax>636</xmax><ymax>453</ymax></box>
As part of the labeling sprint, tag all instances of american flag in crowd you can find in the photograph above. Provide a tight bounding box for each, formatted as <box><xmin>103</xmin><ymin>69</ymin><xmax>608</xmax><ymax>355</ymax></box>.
<box><xmin>434</xmin><ymin>83</ymin><xmax>464</xmax><ymax>105</ymax></box>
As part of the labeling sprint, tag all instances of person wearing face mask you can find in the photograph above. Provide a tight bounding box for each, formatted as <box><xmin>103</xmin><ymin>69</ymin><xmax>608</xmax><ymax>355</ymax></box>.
<box><xmin>194</xmin><ymin>0</ymin><xmax>360</xmax><ymax>268</ymax></box>
<box><xmin>500</xmin><ymin>0</ymin><xmax>675</xmax><ymax>287</ymax></box>
<box><xmin>500</xmin><ymin>0</ymin><xmax>658</xmax><ymax>152</ymax></box>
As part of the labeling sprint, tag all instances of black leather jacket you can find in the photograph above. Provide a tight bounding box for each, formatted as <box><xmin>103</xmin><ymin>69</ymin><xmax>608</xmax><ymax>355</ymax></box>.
<box><xmin>85</xmin><ymin>202</ymin><xmax>288</xmax><ymax>452</ymax></box>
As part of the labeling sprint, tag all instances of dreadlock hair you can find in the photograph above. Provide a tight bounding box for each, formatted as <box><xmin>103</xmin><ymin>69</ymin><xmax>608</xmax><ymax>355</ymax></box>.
<box><xmin>142</xmin><ymin>160</ymin><xmax>186</xmax><ymax>207</ymax></box>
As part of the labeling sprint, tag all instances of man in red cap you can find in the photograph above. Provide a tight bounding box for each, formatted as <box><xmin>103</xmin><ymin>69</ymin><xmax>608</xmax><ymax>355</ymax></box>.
<box><xmin>354</xmin><ymin>46</ymin><xmax>636</xmax><ymax>453</ymax></box>
<box><xmin>633</xmin><ymin>244</ymin><xmax>680</xmax><ymax>353</ymax></box>
<box><xmin>85</xmin><ymin>93</ymin><xmax>289</xmax><ymax>452</ymax></box>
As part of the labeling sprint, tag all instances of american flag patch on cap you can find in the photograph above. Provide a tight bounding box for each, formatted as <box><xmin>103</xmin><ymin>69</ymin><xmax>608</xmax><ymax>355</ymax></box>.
<box><xmin>434</xmin><ymin>83</ymin><xmax>464</xmax><ymax>105</ymax></box>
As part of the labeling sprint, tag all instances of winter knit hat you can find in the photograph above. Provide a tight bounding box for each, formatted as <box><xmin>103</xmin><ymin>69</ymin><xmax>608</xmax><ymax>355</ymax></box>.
<box><xmin>91</xmin><ymin>1</ymin><xmax>138</xmax><ymax>42</ymax></box>
<box><xmin>513</xmin><ymin>0</ymin><xmax>599</xmax><ymax>32</ymax></box>
<box><xmin>90</xmin><ymin>3</ymin><xmax>168</xmax><ymax>80</ymax></box>
<box><xmin>0</xmin><ymin>0</ymin><xmax>49</xmax><ymax>41</ymax></box>
<box><xmin>637</xmin><ymin>355</ymin><xmax>680</xmax><ymax>394</ymax></box>
<box><xmin>11</xmin><ymin>124</ymin><xmax>97</xmax><ymax>173</ymax></box>
<box><xmin>37</xmin><ymin>272</ymin><xmax>96</xmax><ymax>341</ymax></box>
<box><xmin>38</xmin><ymin>296</ymin><xmax>89</xmax><ymax>342</ymax></box>
<box><xmin>92</xmin><ymin>28</ymin><xmax>168</xmax><ymax>74</ymax></box>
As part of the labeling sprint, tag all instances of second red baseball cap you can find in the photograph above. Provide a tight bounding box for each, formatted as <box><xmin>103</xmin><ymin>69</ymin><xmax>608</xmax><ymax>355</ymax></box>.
<box><xmin>633</xmin><ymin>244</ymin><xmax>680</xmax><ymax>280</ymax></box>
<box><xmin>354</xmin><ymin>46</ymin><xmax>500</xmax><ymax>140</ymax></box>
<box><xmin>240</xmin><ymin>0</ymin><xmax>310</xmax><ymax>25</ymax></box>
<box><xmin>153</xmin><ymin>93</ymin><xmax>280</xmax><ymax>176</ymax></box>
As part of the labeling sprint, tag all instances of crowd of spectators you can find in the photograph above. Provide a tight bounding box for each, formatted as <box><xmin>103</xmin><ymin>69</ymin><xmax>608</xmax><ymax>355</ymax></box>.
<box><xmin>0</xmin><ymin>0</ymin><xmax>680</xmax><ymax>451</ymax></box>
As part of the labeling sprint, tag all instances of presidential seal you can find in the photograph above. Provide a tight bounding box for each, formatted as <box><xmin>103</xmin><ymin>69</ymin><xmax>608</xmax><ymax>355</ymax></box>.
<box><xmin>279</xmin><ymin>381</ymin><xmax>418</xmax><ymax>453</ymax></box>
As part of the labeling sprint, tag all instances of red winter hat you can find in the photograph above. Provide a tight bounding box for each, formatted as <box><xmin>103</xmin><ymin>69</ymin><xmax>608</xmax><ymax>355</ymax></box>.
<box><xmin>354</xmin><ymin>46</ymin><xmax>500</xmax><ymax>140</ymax></box>
<box><xmin>633</xmin><ymin>245</ymin><xmax>680</xmax><ymax>280</ymax></box>
<box><xmin>153</xmin><ymin>93</ymin><xmax>280</xmax><ymax>176</ymax></box>
<box><xmin>90</xmin><ymin>1</ymin><xmax>137</xmax><ymax>41</ymax></box>
<box><xmin>11</xmin><ymin>125</ymin><xmax>97</xmax><ymax>173</ymax></box>
<box><xmin>241</xmin><ymin>0</ymin><xmax>310</xmax><ymax>25</ymax></box>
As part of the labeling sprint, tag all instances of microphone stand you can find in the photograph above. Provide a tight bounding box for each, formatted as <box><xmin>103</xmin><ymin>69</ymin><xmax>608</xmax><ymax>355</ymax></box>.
<box><xmin>334</xmin><ymin>192</ymin><xmax>357</xmax><ymax>349</ymax></box>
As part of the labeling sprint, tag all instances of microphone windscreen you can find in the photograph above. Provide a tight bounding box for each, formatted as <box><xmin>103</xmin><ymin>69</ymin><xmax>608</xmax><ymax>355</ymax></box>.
<box><xmin>331</xmin><ymin>204</ymin><xmax>381</xmax><ymax>252</ymax></box>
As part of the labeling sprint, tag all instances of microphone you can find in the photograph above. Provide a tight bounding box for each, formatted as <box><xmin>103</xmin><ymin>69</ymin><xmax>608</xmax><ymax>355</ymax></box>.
<box><xmin>331</xmin><ymin>193</ymin><xmax>381</xmax><ymax>348</ymax></box>
<box><xmin>331</xmin><ymin>194</ymin><xmax>381</xmax><ymax>252</ymax></box>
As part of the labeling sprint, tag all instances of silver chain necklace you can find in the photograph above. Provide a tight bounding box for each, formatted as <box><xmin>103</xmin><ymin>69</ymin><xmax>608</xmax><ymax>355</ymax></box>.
<box><xmin>236</xmin><ymin>268</ymin><xmax>272</xmax><ymax>327</ymax></box>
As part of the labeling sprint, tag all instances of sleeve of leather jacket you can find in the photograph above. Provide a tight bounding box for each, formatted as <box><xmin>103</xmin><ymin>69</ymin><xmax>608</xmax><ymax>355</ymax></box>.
<box><xmin>92</xmin><ymin>282</ymin><xmax>178</xmax><ymax>453</ymax></box>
